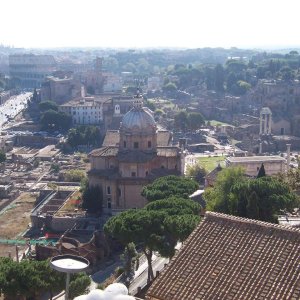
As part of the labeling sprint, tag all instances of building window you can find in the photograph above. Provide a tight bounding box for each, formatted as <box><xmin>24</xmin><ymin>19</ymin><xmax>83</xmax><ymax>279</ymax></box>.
<box><xmin>145</xmin><ymin>171</ymin><xmax>149</xmax><ymax>176</ymax></box>
<box><xmin>124</xmin><ymin>141</ymin><xmax>126</xmax><ymax>148</ymax></box>
<box><xmin>107</xmin><ymin>186</ymin><xmax>111</xmax><ymax>195</ymax></box>
<box><xmin>134</xmin><ymin>142</ymin><xmax>139</xmax><ymax>149</ymax></box>
<box><xmin>131</xmin><ymin>172</ymin><xmax>136</xmax><ymax>177</ymax></box>
<box><xmin>117</xmin><ymin>188</ymin><xmax>121</xmax><ymax>197</ymax></box>
<box><xmin>148</xmin><ymin>141</ymin><xmax>152</xmax><ymax>148</ymax></box>
<box><xmin>107</xmin><ymin>198</ymin><xmax>111</xmax><ymax>209</ymax></box>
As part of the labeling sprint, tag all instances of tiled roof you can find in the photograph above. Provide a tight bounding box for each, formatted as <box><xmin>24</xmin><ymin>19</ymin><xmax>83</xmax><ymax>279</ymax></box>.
<box><xmin>102</xmin><ymin>130</ymin><xmax>120</xmax><ymax>146</ymax></box>
<box><xmin>226</xmin><ymin>155</ymin><xmax>285</xmax><ymax>163</ymax></box>
<box><xmin>146</xmin><ymin>212</ymin><xmax>300</xmax><ymax>300</ymax></box>
<box><xmin>89</xmin><ymin>146</ymin><xmax>118</xmax><ymax>157</ymax></box>
<box><xmin>157</xmin><ymin>131</ymin><xmax>172</xmax><ymax>146</ymax></box>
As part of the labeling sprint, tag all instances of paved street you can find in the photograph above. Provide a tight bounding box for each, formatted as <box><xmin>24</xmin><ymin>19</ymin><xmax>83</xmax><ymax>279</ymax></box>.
<box><xmin>91</xmin><ymin>256</ymin><xmax>122</xmax><ymax>283</ymax></box>
<box><xmin>0</xmin><ymin>92</ymin><xmax>31</xmax><ymax>129</ymax></box>
<box><xmin>129</xmin><ymin>254</ymin><xmax>169</xmax><ymax>296</ymax></box>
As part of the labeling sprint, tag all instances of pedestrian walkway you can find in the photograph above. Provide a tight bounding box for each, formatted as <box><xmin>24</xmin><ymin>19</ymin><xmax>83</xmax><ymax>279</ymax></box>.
<box><xmin>129</xmin><ymin>253</ymin><xmax>169</xmax><ymax>296</ymax></box>
<box><xmin>0</xmin><ymin>238</ymin><xmax>57</xmax><ymax>246</ymax></box>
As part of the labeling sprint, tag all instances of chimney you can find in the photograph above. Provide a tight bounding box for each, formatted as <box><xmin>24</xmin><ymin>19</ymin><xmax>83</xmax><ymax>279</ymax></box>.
<box><xmin>286</xmin><ymin>144</ymin><xmax>291</xmax><ymax>171</ymax></box>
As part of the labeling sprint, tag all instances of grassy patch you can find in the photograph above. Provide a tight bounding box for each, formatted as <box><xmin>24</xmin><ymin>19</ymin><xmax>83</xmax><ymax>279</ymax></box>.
<box><xmin>197</xmin><ymin>156</ymin><xmax>226</xmax><ymax>172</ymax></box>
<box><xmin>230</xmin><ymin>138</ymin><xmax>241</xmax><ymax>146</ymax></box>
<box><xmin>56</xmin><ymin>191</ymin><xmax>84</xmax><ymax>216</ymax></box>
<box><xmin>207</xmin><ymin>120</ymin><xmax>234</xmax><ymax>127</ymax></box>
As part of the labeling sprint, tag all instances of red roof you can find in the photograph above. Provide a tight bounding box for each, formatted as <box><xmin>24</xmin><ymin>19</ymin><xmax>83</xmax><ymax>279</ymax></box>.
<box><xmin>146</xmin><ymin>212</ymin><xmax>300</xmax><ymax>300</ymax></box>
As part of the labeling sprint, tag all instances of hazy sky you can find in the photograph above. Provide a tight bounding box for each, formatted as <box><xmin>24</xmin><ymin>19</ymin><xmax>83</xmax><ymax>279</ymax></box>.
<box><xmin>1</xmin><ymin>0</ymin><xmax>299</xmax><ymax>49</ymax></box>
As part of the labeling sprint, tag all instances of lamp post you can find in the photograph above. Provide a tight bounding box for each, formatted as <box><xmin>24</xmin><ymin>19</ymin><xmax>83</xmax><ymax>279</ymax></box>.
<box><xmin>50</xmin><ymin>254</ymin><xmax>89</xmax><ymax>300</ymax></box>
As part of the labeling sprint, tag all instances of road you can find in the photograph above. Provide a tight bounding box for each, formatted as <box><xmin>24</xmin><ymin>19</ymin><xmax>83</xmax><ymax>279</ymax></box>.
<box><xmin>129</xmin><ymin>255</ymin><xmax>169</xmax><ymax>295</ymax></box>
<box><xmin>0</xmin><ymin>92</ymin><xmax>32</xmax><ymax>129</ymax></box>
<box><xmin>91</xmin><ymin>257</ymin><xmax>122</xmax><ymax>283</ymax></box>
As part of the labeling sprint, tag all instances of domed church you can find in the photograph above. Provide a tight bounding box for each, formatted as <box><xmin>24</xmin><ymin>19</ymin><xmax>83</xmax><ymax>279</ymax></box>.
<box><xmin>88</xmin><ymin>96</ymin><xmax>185</xmax><ymax>214</ymax></box>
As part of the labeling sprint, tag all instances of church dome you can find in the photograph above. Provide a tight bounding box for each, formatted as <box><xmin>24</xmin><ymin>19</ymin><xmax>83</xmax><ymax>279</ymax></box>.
<box><xmin>120</xmin><ymin>99</ymin><xmax>156</xmax><ymax>133</ymax></box>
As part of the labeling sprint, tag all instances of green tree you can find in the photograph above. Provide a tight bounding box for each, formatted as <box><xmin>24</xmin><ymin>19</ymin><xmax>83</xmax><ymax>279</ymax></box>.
<box><xmin>143</xmin><ymin>99</ymin><xmax>155</xmax><ymax>111</ymax></box>
<box><xmin>246</xmin><ymin>191</ymin><xmax>259</xmax><ymax>219</ymax></box>
<box><xmin>86</xmin><ymin>85</ymin><xmax>95</xmax><ymax>95</ymax></box>
<box><xmin>276</xmin><ymin>168</ymin><xmax>300</xmax><ymax>192</ymax></box>
<box><xmin>0</xmin><ymin>150</ymin><xmax>6</xmax><ymax>163</ymax></box>
<box><xmin>187</xmin><ymin>112</ymin><xmax>205</xmax><ymax>130</ymax></box>
<box><xmin>204</xmin><ymin>166</ymin><xmax>246</xmax><ymax>214</ymax></box>
<box><xmin>236</xmin><ymin>80</ymin><xmax>251</xmax><ymax>95</ymax></box>
<box><xmin>231</xmin><ymin>177</ymin><xmax>298</xmax><ymax>223</ymax></box>
<box><xmin>174</xmin><ymin>111</ymin><xmax>189</xmax><ymax>132</ymax></box>
<box><xmin>186</xmin><ymin>162</ymin><xmax>207</xmax><ymax>184</ymax></box>
<box><xmin>40</xmin><ymin>110</ymin><xmax>72</xmax><ymax>132</ymax></box>
<box><xmin>104</xmin><ymin>209</ymin><xmax>165</xmax><ymax>281</ymax></box>
<box><xmin>126</xmin><ymin>86</ymin><xmax>138</xmax><ymax>94</ymax></box>
<box><xmin>67</xmin><ymin>126</ymin><xmax>101</xmax><ymax>148</ymax></box>
<box><xmin>64</xmin><ymin>169</ymin><xmax>86</xmax><ymax>182</ymax></box>
<box><xmin>82</xmin><ymin>184</ymin><xmax>103</xmax><ymax>213</ymax></box>
<box><xmin>141</xmin><ymin>175</ymin><xmax>199</xmax><ymax>202</ymax></box>
<box><xmin>256</xmin><ymin>163</ymin><xmax>266</xmax><ymax>178</ymax></box>
<box><xmin>0</xmin><ymin>258</ymin><xmax>65</xmax><ymax>300</ymax></box>
<box><xmin>214</xmin><ymin>64</ymin><xmax>225</xmax><ymax>92</ymax></box>
<box><xmin>163</xmin><ymin>82</ymin><xmax>177</xmax><ymax>93</ymax></box>
<box><xmin>67</xmin><ymin>127</ymin><xmax>82</xmax><ymax>148</ymax></box>
<box><xmin>121</xmin><ymin>242</ymin><xmax>138</xmax><ymax>279</ymax></box>
<box><xmin>104</xmin><ymin>198</ymin><xmax>201</xmax><ymax>282</ymax></box>
<box><xmin>51</xmin><ymin>163</ymin><xmax>60</xmax><ymax>173</ymax></box>
<box><xmin>68</xmin><ymin>273</ymin><xmax>91</xmax><ymax>299</ymax></box>
<box><xmin>39</xmin><ymin>101</ymin><xmax>58</xmax><ymax>112</ymax></box>
<box><xmin>280</xmin><ymin>66</ymin><xmax>295</xmax><ymax>81</ymax></box>
<box><xmin>145</xmin><ymin>197</ymin><xmax>201</xmax><ymax>216</ymax></box>
<box><xmin>204</xmin><ymin>66</ymin><xmax>215</xmax><ymax>90</ymax></box>
<box><xmin>226</xmin><ymin>59</ymin><xmax>247</xmax><ymax>73</ymax></box>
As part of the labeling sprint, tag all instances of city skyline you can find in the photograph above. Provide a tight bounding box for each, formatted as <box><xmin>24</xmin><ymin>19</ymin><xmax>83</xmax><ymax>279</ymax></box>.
<box><xmin>1</xmin><ymin>0</ymin><xmax>299</xmax><ymax>49</ymax></box>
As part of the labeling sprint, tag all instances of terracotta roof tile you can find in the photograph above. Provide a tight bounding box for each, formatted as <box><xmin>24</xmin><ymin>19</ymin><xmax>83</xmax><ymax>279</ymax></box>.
<box><xmin>146</xmin><ymin>212</ymin><xmax>300</xmax><ymax>300</ymax></box>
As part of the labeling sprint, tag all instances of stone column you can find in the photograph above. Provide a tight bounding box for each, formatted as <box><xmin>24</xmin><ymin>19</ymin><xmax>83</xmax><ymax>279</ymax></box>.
<box><xmin>259</xmin><ymin>142</ymin><xmax>262</xmax><ymax>154</ymax></box>
<box><xmin>267</xmin><ymin>114</ymin><xmax>272</xmax><ymax>134</ymax></box>
<box><xmin>259</xmin><ymin>113</ymin><xmax>263</xmax><ymax>135</ymax></box>
<box><xmin>286</xmin><ymin>144</ymin><xmax>291</xmax><ymax>171</ymax></box>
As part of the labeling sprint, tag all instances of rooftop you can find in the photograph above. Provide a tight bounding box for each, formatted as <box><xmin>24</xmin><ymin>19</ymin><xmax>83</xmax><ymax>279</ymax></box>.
<box><xmin>226</xmin><ymin>155</ymin><xmax>285</xmax><ymax>163</ymax></box>
<box><xmin>146</xmin><ymin>212</ymin><xmax>300</xmax><ymax>300</ymax></box>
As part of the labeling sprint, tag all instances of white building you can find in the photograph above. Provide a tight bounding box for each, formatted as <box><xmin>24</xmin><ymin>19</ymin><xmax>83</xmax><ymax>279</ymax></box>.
<box><xmin>59</xmin><ymin>97</ymin><xmax>103</xmax><ymax>125</ymax></box>
<box><xmin>225</xmin><ymin>156</ymin><xmax>285</xmax><ymax>177</ymax></box>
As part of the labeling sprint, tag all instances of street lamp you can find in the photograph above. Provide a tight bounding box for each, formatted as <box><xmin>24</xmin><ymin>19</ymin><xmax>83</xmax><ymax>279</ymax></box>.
<box><xmin>50</xmin><ymin>254</ymin><xmax>90</xmax><ymax>300</ymax></box>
